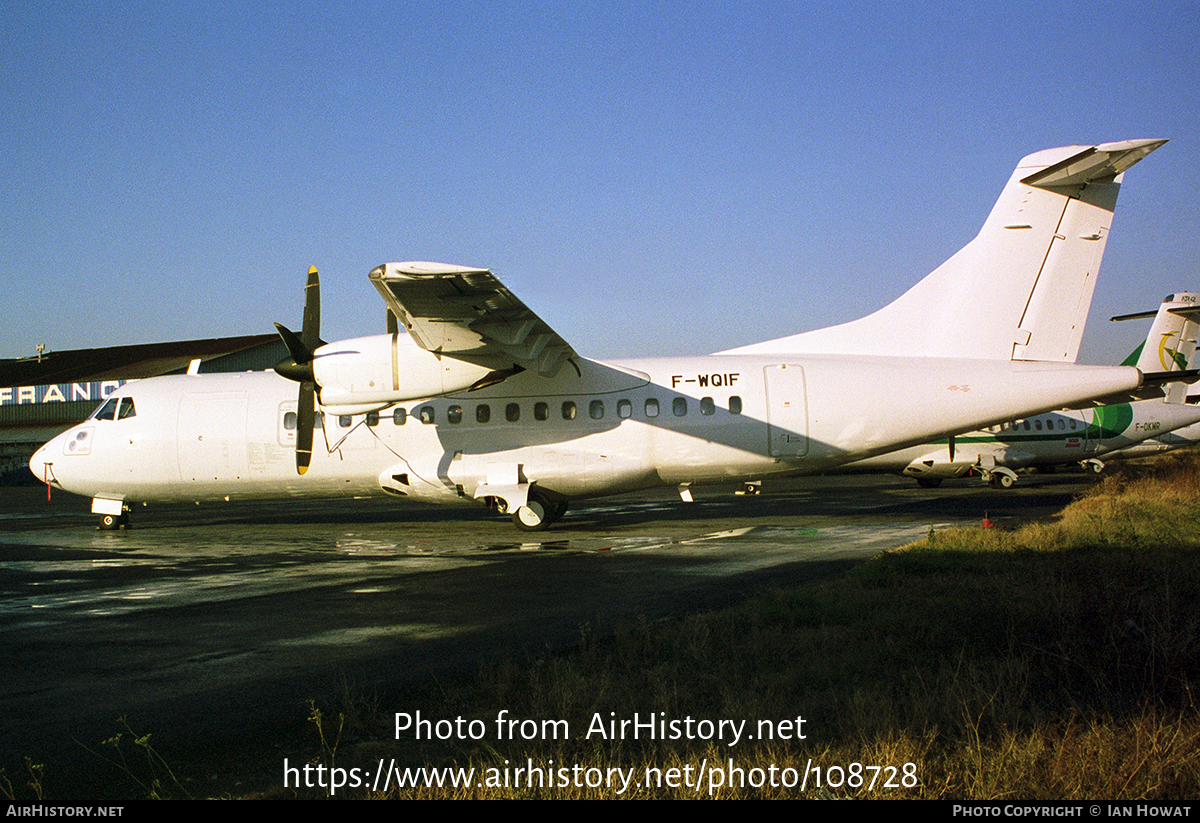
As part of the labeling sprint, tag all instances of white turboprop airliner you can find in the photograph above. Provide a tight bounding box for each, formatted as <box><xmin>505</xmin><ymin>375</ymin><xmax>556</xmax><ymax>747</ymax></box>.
<box><xmin>844</xmin><ymin>292</ymin><xmax>1200</xmax><ymax>488</ymax></box>
<box><xmin>30</xmin><ymin>140</ymin><xmax>1178</xmax><ymax>530</ymax></box>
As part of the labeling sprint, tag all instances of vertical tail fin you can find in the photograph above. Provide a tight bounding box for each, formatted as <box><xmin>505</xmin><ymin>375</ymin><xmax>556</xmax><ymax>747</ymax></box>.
<box><xmin>1115</xmin><ymin>294</ymin><xmax>1200</xmax><ymax>403</ymax></box>
<box><xmin>723</xmin><ymin>140</ymin><xmax>1167</xmax><ymax>361</ymax></box>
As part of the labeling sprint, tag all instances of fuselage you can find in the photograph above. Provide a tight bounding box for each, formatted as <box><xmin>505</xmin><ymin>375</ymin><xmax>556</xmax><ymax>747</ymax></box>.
<box><xmin>1105</xmin><ymin>419</ymin><xmax>1200</xmax><ymax>460</ymax></box>
<box><xmin>30</xmin><ymin>345</ymin><xmax>1142</xmax><ymax>510</ymax></box>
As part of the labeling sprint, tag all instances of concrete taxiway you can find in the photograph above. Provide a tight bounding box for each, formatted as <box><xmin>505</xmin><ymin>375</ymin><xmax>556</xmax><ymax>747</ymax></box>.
<box><xmin>0</xmin><ymin>473</ymin><xmax>1094</xmax><ymax>794</ymax></box>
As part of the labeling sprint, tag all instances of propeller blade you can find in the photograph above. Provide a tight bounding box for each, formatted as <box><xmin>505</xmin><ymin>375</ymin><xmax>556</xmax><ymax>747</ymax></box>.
<box><xmin>274</xmin><ymin>323</ymin><xmax>312</xmax><ymax>367</ymax></box>
<box><xmin>302</xmin><ymin>266</ymin><xmax>322</xmax><ymax>352</ymax></box>
<box><xmin>275</xmin><ymin>266</ymin><xmax>324</xmax><ymax>475</ymax></box>
<box><xmin>296</xmin><ymin>382</ymin><xmax>315</xmax><ymax>475</ymax></box>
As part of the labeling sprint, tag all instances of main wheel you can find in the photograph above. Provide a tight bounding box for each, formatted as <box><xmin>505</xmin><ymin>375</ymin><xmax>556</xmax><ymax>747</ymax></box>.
<box><xmin>915</xmin><ymin>477</ymin><xmax>943</xmax><ymax>489</ymax></box>
<box><xmin>991</xmin><ymin>473</ymin><xmax>1015</xmax><ymax>489</ymax></box>
<box><xmin>512</xmin><ymin>492</ymin><xmax>551</xmax><ymax>531</ymax></box>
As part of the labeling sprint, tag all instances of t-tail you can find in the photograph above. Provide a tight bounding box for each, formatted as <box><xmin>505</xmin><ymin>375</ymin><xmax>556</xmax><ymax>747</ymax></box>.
<box><xmin>723</xmin><ymin>139</ymin><xmax>1168</xmax><ymax>362</ymax></box>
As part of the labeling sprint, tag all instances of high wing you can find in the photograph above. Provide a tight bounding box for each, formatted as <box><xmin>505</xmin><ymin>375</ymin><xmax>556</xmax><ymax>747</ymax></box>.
<box><xmin>368</xmin><ymin>261</ymin><xmax>576</xmax><ymax>378</ymax></box>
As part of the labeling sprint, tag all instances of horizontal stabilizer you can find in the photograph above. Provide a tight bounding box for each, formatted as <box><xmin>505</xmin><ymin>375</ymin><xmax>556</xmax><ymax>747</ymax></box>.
<box><xmin>1021</xmin><ymin>139</ymin><xmax>1168</xmax><ymax>190</ymax></box>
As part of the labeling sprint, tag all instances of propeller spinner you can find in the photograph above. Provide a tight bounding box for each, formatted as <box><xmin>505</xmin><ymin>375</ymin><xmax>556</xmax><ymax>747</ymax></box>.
<box><xmin>273</xmin><ymin>266</ymin><xmax>324</xmax><ymax>475</ymax></box>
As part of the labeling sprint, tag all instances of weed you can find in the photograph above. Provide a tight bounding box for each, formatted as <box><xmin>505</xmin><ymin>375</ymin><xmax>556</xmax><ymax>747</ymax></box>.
<box><xmin>306</xmin><ymin>699</ymin><xmax>345</xmax><ymax>797</ymax></box>
<box><xmin>0</xmin><ymin>758</ymin><xmax>45</xmax><ymax>801</ymax></box>
<box><xmin>77</xmin><ymin>718</ymin><xmax>191</xmax><ymax>800</ymax></box>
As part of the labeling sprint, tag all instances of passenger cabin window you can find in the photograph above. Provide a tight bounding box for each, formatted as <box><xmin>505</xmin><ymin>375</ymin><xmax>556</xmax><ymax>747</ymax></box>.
<box><xmin>673</xmin><ymin>397</ymin><xmax>687</xmax><ymax>417</ymax></box>
<box><xmin>589</xmin><ymin>400</ymin><xmax>604</xmax><ymax>420</ymax></box>
<box><xmin>729</xmin><ymin>396</ymin><xmax>742</xmax><ymax>414</ymax></box>
<box><xmin>644</xmin><ymin>398</ymin><xmax>660</xmax><ymax>418</ymax></box>
<box><xmin>339</xmin><ymin>415</ymin><xmax>352</xmax><ymax>428</ymax></box>
<box><xmin>562</xmin><ymin>401</ymin><xmax>577</xmax><ymax>420</ymax></box>
<box><xmin>288</xmin><ymin>410</ymin><xmax>322</xmax><ymax>429</ymax></box>
<box><xmin>534</xmin><ymin>402</ymin><xmax>549</xmax><ymax>421</ymax></box>
<box><xmin>506</xmin><ymin>403</ymin><xmax>520</xmax><ymax>422</ymax></box>
<box><xmin>617</xmin><ymin>399</ymin><xmax>632</xmax><ymax>419</ymax></box>
<box><xmin>448</xmin><ymin>405</ymin><xmax>463</xmax><ymax>424</ymax></box>
<box><xmin>367</xmin><ymin>411</ymin><xmax>379</xmax><ymax>427</ymax></box>
<box><xmin>700</xmin><ymin>397</ymin><xmax>715</xmax><ymax>416</ymax></box>
<box><xmin>476</xmin><ymin>404</ymin><xmax>491</xmax><ymax>424</ymax></box>
<box><xmin>419</xmin><ymin>406</ymin><xmax>435</xmax><ymax>424</ymax></box>
<box><xmin>393</xmin><ymin>408</ymin><xmax>407</xmax><ymax>425</ymax></box>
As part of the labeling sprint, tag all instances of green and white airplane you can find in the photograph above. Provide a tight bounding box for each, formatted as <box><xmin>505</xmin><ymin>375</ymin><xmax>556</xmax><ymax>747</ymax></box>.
<box><xmin>1105</xmin><ymin>421</ymin><xmax>1200</xmax><ymax>460</ymax></box>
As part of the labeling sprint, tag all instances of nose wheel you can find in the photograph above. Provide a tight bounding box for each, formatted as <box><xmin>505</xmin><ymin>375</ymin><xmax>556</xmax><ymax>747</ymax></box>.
<box><xmin>98</xmin><ymin>513</ymin><xmax>129</xmax><ymax>530</ymax></box>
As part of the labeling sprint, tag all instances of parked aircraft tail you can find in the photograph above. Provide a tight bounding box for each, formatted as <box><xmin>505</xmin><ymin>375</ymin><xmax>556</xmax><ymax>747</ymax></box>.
<box><xmin>723</xmin><ymin>139</ymin><xmax>1167</xmax><ymax>362</ymax></box>
<box><xmin>1114</xmin><ymin>293</ymin><xmax>1200</xmax><ymax>403</ymax></box>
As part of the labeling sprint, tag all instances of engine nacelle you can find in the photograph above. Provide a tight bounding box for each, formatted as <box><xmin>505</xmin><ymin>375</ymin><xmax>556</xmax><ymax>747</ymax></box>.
<box><xmin>900</xmin><ymin>449</ymin><xmax>974</xmax><ymax>481</ymax></box>
<box><xmin>312</xmin><ymin>333</ymin><xmax>498</xmax><ymax>413</ymax></box>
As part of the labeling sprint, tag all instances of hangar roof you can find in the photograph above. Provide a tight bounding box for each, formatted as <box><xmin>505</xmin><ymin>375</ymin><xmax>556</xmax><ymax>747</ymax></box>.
<box><xmin>0</xmin><ymin>334</ymin><xmax>281</xmax><ymax>388</ymax></box>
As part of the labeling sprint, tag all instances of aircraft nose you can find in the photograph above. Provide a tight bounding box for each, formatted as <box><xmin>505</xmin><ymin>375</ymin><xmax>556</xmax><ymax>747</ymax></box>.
<box><xmin>29</xmin><ymin>444</ymin><xmax>49</xmax><ymax>485</ymax></box>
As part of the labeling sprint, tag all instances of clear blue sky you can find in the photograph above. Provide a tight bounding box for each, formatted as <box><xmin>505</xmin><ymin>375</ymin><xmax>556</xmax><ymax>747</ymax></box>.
<box><xmin>4</xmin><ymin>1</ymin><xmax>1199</xmax><ymax>365</ymax></box>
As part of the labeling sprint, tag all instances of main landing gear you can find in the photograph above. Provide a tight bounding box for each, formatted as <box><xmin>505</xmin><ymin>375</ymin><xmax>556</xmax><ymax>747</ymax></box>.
<box><xmin>980</xmin><ymin>467</ymin><xmax>1018</xmax><ymax>490</ymax></box>
<box><xmin>510</xmin><ymin>490</ymin><xmax>569</xmax><ymax>532</ymax></box>
<box><xmin>988</xmin><ymin>472</ymin><xmax>1016</xmax><ymax>490</ymax></box>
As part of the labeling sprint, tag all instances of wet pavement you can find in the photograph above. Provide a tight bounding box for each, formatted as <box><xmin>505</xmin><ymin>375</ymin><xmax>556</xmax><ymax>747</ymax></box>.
<box><xmin>0</xmin><ymin>472</ymin><xmax>1094</xmax><ymax>795</ymax></box>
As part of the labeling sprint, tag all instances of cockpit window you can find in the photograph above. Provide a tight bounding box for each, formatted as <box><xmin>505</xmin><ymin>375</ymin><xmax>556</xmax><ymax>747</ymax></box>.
<box><xmin>93</xmin><ymin>398</ymin><xmax>118</xmax><ymax>420</ymax></box>
<box><xmin>117</xmin><ymin>398</ymin><xmax>136</xmax><ymax>419</ymax></box>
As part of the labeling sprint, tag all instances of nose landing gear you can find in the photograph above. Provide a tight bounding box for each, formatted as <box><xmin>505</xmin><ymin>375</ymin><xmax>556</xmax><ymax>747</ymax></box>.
<box><xmin>93</xmin><ymin>498</ymin><xmax>130</xmax><ymax>530</ymax></box>
<box><xmin>98</xmin><ymin>512</ymin><xmax>130</xmax><ymax>530</ymax></box>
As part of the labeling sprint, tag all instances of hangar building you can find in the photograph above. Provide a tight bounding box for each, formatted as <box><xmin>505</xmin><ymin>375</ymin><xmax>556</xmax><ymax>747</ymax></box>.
<box><xmin>1</xmin><ymin>335</ymin><xmax>284</xmax><ymax>483</ymax></box>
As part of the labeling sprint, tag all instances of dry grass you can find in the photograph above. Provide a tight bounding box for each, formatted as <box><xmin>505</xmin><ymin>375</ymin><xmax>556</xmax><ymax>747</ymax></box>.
<box><xmin>270</xmin><ymin>451</ymin><xmax>1200</xmax><ymax>799</ymax></box>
